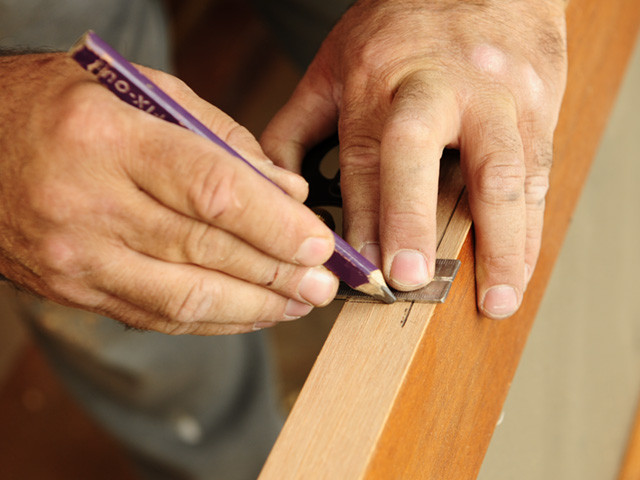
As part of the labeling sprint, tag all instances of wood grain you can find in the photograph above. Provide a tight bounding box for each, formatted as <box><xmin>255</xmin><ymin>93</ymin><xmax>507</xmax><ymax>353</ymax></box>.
<box><xmin>260</xmin><ymin>157</ymin><xmax>470</xmax><ymax>479</ymax></box>
<box><xmin>260</xmin><ymin>0</ymin><xmax>640</xmax><ymax>478</ymax></box>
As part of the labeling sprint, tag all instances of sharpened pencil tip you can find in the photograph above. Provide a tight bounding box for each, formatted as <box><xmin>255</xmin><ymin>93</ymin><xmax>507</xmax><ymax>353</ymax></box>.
<box><xmin>352</xmin><ymin>269</ymin><xmax>397</xmax><ymax>304</ymax></box>
<box><xmin>367</xmin><ymin>282</ymin><xmax>396</xmax><ymax>304</ymax></box>
<box><xmin>378</xmin><ymin>284</ymin><xmax>397</xmax><ymax>304</ymax></box>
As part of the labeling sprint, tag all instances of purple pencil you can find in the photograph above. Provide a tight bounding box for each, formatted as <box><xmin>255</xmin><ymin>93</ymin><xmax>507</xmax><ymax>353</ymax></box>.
<box><xmin>69</xmin><ymin>31</ymin><xmax>395</xmax><ymax>304</ymax></box>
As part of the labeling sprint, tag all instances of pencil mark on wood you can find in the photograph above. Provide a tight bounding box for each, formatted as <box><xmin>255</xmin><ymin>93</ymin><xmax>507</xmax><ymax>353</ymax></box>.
<box><xmin>400</xmin><ymin>303</ymin><xmax>414</xmax><ymax>328</ymax></box>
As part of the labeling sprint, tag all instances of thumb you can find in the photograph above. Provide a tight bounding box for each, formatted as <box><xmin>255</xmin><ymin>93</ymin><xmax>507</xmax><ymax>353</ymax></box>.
<box><xmin>261</xmin><ymin>65</ymin><xmax>339</xmax><ymax>173</ymax></box>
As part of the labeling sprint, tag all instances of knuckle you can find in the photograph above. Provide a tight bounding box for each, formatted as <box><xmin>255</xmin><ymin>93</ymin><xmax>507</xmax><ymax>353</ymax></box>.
<box><xmin>210</xmin><ymin>240</ymin><xmax>243</xmax><ymax>271</ymax></box>
<box><xmin>223</xmin><ymin>123</ymin><xmax>256</xmax><ymax>150</ymax></box>
<box><xmin>383</xmin><ymin>208</ymin><xmax>430</xmax><ymax>237</ymax></box>
<box><xmin>353</xmin><ymin>41</ymin><xmax>379</xmax><ymax>74</ymax></box>
<box><xmin>202</xmin><ymin>111</ymin><xmax>244</xmax><ymax>142</ymax></box>
<box><xmin>340</xmin><ymin>154</ymin><xmax>379</xmax><ymax>178</ymax></box>
<box><xmin>346</xmin><ymin>42</ymin><xmax>394</xmax><ymax>91</ymax></box>
<box><xmin>52</xmin><ymin>84</ymin><xmax>122</xmax><ymax>147</ymax></box>
<box><xmin>340</xmin><ymin>136</ymin><xmax>380</xmax><ymax>175</ymax></box>
<box><xmin>384</xmin><ymin>112</ymin><xmax>433</xmax><ymax>142</ymax></box>
<box><xmin>183</xmin><ymin>225</ymin><xmax>255</xmax><ymax>275</ymax></box>
<box><xmin>392</xmin><ymin>72</ymin><xmax>447</xmax><ymax>110</ymax></box>
<box><xmin>25</xmin><ymin>181</ymin><xmax>76</xmax><ymax>226</ymax></box>
<box><xmin>188</xmin><ymin>161</ymin><xmax>242</xmax><ymax>221</ymax></box>
<box><xmin>524</xmin><ymin>140</ymin><xmax>552</xmax><ymax>207</ymax></box>
<box><xmin>146</xmin><ymin>70</ymin><xmax>194</xmax><ymax>103</ymax></box>
<box><xmin>478</xmin><ymin>251</ymin><xmax>522</xmax><ymax>277</ymax></box>
<box><xmin>162</xmin><ymin>321</ymin><xmax>198</xmax><ymax>336</ymax></box>
<box><xmin>170</xmin><ymin>76</ymin><xmax>191</xmax><ymax>94</ymax></box>
<box><xmin>35</xmin><ymin>238</ymin><xmax>107</xmax><ymax>307</ymax></box>
<box><xmin>469</xmin><ymin>44</ymin><xmax>509</xmax><ymax>77</ymax></box>
<box><xmin>38</xmin><ymin>234</ymin><xmax>85</xmax><ymax>278</ymax></box>
<box><xmin>525</xmin><ymin>172</ymin><xmax>550</xmax><ymax>208</ymax></box>
<box><xmin>169</xmin><ymin>278</ymin><xmax>216</xmax><ymax>324</ymax></box>
<box><xmin>472</xmin><ymin>158</ymin><xmax>525</xmax><ymax>205</ymax></box>
<box><xmin>164</xmin><ymin>75</ymin><xmax>191</xmax><ymax>97</ymax></box>
<box><xmin>183</xmin><ymin>223</ymin><xmax>217</xmax><ymax>265</ymax></box>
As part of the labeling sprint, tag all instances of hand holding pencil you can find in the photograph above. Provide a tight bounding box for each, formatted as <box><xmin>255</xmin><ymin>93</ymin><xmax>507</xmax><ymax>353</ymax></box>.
<box><xmin>0</xmin><ymin>50</ymin><xmax>344</xmax><ymax>334</ymax></box>
<box><xmin>69</xmin><ymin>31</ymin><xmax>395</xmax><ymax>305</ymax></box>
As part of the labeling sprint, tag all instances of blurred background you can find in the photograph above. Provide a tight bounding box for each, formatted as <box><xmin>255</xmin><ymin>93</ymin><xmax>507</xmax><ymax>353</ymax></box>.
<box><xmin>0</xmin><ymin>0</ymin><xmax>638</xmax><ymax>478</ymax></box>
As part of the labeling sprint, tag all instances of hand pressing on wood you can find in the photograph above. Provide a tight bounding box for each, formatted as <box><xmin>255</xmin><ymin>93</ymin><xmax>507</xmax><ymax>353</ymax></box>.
<box><xmin>0</xmin><ymin>53</ymin><xmax>338</xmax><ymax>335</ymax></box>
<box><xmin>261</xmin><ymin>0</ymin><xmax>567</xmax><ymax>319</ymax></box>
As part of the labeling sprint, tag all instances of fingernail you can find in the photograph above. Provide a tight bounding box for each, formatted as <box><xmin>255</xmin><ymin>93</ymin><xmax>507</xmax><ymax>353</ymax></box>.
<box><xmin>253</xmin><ymin>321</ymin><xmax>278</xmax><ymax>331</ymax></box>
<box><xmin>297</xmin><ymin>267</ymin><xmax>337</xmax><ymax>306</ymax></box>
<box><xmin>360</xmin><ymin>242</ymin><xmax>382</xmax><ymax>268</ymax></box>
<box><xmin>284</xmin><ymin>299</ymin><xmax>314</xmax><ymax>320</ymax></box>
<box><xmin>294</xmin><ymin>237</ymin><xmax>333</xmax><ymax>266</ymax></box>
<box><xmin>482</xmin><ymin>285</ymin><xmax>518</xmax><ymax>319</ymax></box>
<box><xmin>390</xmin><ymin>250</ymin><xmax>429</xmax><ymax>288</ymax></box>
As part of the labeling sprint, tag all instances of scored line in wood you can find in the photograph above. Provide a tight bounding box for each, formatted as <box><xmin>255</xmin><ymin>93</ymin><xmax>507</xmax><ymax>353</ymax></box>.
<box><xmin>336</xmin><ymin>258</ymin><xmax>461</xmax><ymax>303</ymax></box>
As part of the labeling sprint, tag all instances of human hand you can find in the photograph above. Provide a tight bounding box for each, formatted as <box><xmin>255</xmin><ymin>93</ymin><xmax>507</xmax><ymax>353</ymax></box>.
<box><xmin>0</xmin><ymin>53</ymin><xmax>338</xmax><ymax>334</ymax></box>
<box><xmin>261</xmin><ymin>0</ymin><xmax>567</xmax><ymax>319</ymax></box>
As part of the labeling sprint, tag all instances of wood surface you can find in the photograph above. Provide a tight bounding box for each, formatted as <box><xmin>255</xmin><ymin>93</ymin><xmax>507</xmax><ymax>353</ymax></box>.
<box><xmin>260</xmin><ymin>0</ymin><xmax>640</xmax><ymax>478</ymax></box>
<box><xmin>261</xmin><ymin>155</ymin><xmax>470</xmax><ymax>479</ymax></box>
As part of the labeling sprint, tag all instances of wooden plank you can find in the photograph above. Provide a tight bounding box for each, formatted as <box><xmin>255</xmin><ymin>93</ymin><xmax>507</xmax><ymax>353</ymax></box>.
<box><xmin>261</xmin><ymin>157</ymin><xmax>469</xmax><ymax>479</ymax></box>
<box><xmin>260</xmin><ymin>0</ymin><xmax>640</xmax><ymax>478</ymax></box>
